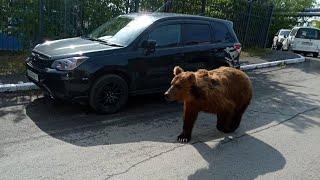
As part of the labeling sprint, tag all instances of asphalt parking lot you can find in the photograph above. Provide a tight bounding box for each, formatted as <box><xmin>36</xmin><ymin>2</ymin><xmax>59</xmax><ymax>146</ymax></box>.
<box><xmin>1</xmin><ymin>59</ymin><xmax>320</xmax><ymax>180</ymax></box>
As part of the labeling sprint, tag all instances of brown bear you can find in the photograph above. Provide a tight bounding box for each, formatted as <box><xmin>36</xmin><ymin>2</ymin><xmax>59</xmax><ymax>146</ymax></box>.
<box><xmin>164</xmin><ymin>66</ymin><xmax>253</xmax><ymax>143</ymax></box>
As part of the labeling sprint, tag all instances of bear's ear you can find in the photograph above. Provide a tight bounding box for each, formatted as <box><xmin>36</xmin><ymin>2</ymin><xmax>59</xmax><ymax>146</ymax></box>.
<box><xmin>188</xmin><ymin>73</ymin><xmax>196</xmax><ymax>83</ymax></box>
<box><xmin>210</xmin><ymin>79</ymin><xmax>220</xmax><ymax>88</ymax></box>
<box><xmin>173</xmin><ymin>66</ymin><xmax>184</xmax><ymax>76</ymax></box>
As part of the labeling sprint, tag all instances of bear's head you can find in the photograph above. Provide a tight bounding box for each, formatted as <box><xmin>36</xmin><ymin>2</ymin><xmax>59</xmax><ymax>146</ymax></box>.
<box><xmin>164</xmin><ymin>66</ymin><xmax>196</xmax><ymax>102</ymax></box>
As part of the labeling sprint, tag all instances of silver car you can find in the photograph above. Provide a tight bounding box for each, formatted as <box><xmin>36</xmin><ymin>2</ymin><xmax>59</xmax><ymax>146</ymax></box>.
<box><xmin>272</xmin><ymin>29</ymin><xmax>291</xmax><ymax>50</ymax></box>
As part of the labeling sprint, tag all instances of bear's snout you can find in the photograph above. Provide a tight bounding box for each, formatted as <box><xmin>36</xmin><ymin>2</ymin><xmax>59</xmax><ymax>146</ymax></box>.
<box><xmin>164</xmin><ymin>91</ymin><xmax>171</xmax><ymax>101</ymax></box>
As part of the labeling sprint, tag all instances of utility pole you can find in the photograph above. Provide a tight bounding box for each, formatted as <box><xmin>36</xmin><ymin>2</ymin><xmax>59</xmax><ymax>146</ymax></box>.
<box><xmin>243</xmin><ymin>0</ymin><xmax>254</xmax><ymax>48</ymax></box>
<box><xmin>39</xmin><ymin>0</ymin><xmax>44</xmax><ymax>43</ymax></box>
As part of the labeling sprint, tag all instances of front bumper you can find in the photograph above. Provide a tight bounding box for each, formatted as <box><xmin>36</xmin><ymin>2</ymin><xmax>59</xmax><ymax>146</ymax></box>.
<box><xmin>26</xmin><ymin>62</ymin><xmax>89</xmax><ymax>102</ymax></box>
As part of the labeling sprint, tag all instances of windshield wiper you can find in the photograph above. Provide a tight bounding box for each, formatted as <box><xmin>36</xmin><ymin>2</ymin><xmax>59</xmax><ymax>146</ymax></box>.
<box><xmin>84</xmin><ymin>36</ymin><xmax>123</xmax><ymax>47</ymax></box>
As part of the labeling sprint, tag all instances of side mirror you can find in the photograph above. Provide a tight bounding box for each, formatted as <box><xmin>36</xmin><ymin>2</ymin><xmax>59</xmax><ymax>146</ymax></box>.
<box><xmin>284</xmin><ymin>35</ymin><xmax>288</xmax><ymax>38</ymax></box>
<box><xmin>141</xmin><ymin>40</ymin><xmax>156</xmax><ymax>55</ymax></box>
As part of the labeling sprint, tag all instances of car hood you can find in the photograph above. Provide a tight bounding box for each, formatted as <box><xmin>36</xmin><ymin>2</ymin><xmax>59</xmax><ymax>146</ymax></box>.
<box><xmin>33</xmin><ymin>37</ymin><xmax>121</xmax><ymax>59</ymax></box>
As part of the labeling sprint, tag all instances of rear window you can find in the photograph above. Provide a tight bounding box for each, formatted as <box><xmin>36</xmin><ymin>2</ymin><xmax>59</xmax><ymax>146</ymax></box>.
<box><xmin>296</xmin><ymin>28</ymin><xmax>319</xmax><ymax>39</ymax></box>
<box><xmin>279</xmin><ymin>30</ymin><xmax>290</xmax><ymax>36</ymax></box>
<box><xmin>182</xmin><ymin>24</ymin><xmax>211</xmax><ymax>45</ymax></box>
<box><xmin>212</xmin><ymin>22</ymin><xmax>235</xmax><ymax>43</ymax></box>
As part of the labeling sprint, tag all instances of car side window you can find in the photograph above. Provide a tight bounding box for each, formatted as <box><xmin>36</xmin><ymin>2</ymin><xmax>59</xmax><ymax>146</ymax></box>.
<box><xmin>148</xmin><ymin>24</ymin><xmax>181</xmax><ymax>48</ymax></box>
<box><xmin>182</xmin><ymin>24</ymin><xmax>211</xmax><ymax>45</ymax></box>
<box><xmin>212</xmin><ymin>22</ymin><xmax>235</xmax><ymax>43</ymax></box>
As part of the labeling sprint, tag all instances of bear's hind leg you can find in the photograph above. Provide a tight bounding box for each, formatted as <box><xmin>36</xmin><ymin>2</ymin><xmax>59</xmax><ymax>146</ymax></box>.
<box><xmin>230</xmin><ymin>102</ymin><xmax>250</xmax><ymax>131</ymax></box>
<box><xmin>230</xmin><ymin>113</ymin><xmax>243</xmax><ymax>131</ymax></box>
<box><xmin>216</xmin><ymin>112</ymin><xmax>235</xmax><ymax>133</ymax></box>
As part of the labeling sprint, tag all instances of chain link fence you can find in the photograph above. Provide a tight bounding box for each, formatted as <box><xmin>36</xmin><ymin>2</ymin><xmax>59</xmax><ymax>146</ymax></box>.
<box><xmin>0</xmin><ymin>0</ymin><xmax>274</xmax><ymax>51</ymax></box>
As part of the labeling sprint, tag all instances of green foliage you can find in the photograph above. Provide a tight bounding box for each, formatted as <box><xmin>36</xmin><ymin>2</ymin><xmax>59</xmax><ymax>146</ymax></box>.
<box><xmin>0</xmin><ymin>0</ymin><xmax>317</xmax><ymax>49</ymax></box>
<box><xmin>0</xmin><ymin>0</ymin><xmax>39</xmax><ymax>47</ymax></box>
<box><xmin>140</xmin><ymin>0</ymin><xmax>163</xmax><ymax>12</ymax></box>
<box><xmin>310</xmin><ymin>20</ymin><xmax>320</xmax><ymax>29</ymax></box>
<box><xmin>0</xmin><ymin>51</ymin><xmax>29</xmax><ymax>75</ymax></box>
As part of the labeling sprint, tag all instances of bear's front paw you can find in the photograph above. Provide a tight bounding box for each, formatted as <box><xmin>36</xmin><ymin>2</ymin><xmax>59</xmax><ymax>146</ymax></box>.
<box><xmin>177</xmin><ymin>133</ymin><xmax>191</xmax><ymax>143</ymax></box>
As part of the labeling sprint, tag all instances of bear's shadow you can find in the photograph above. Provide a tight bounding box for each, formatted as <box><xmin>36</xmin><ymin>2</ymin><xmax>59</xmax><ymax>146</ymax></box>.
<box><xmin>189</xmin><ymin>135</ymin><xmax>286</xmax><ymax>180</ymax></box>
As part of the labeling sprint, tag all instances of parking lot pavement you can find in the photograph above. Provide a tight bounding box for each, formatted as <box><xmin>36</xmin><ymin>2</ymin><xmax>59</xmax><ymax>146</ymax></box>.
<box><xmin>1</xmin><ymin>60</ymin><xmax>320</xmax><ymax>180</ymax></box>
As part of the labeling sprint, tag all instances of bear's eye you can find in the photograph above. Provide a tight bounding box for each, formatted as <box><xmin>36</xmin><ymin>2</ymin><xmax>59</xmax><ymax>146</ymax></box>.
<box><xmin>175</xmin><ymin>85</ymin><xmax>182</xmax><ymax>89</ymax></box>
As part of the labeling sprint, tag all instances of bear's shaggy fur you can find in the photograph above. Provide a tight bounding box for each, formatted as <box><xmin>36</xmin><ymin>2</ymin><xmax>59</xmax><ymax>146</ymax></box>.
<box><xmin>164</xmin><ymin>66</ymin><xmax>253</xmax><ymax>143</ymax></box>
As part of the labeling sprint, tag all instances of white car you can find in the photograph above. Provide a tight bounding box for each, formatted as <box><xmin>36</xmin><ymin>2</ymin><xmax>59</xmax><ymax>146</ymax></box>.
<box><xmin>272</xmin><ymin>29</ymin><xmax>291</xmax><ymax>50</ymax></box>
<box><xmin>282</xmin><ymin>26</ymin><xmax>320</xmax><ymax>57</ymax></box>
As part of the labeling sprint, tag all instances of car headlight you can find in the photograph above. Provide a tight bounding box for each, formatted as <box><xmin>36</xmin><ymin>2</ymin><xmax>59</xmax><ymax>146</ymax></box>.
<box><xmin>51</xmin><ymin>56</ymin><xmax>88</xmax><ymax>71</ymax></box>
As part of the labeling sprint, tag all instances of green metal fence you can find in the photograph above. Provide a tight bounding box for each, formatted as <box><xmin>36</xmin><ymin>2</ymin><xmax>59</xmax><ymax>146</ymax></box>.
<box><xmin>0</xmin><ymin>0</ymin><xmax>274</xmax><ymax>50</ymax></box>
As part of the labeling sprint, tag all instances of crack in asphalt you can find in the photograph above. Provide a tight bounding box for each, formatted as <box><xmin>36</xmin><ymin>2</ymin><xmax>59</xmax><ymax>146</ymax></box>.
<box><xmin>104</xmin><ymin>107</ymin><xmax>319</xmax><ymax>180</ymax></box>
<box><xmin>104</xmin><ymin>143</ymin><xmax>186</xmax><ymax>180</ymax></box>
<box><xmin>248</xmin><ymin>109</ymin><xmax>293</xmax><ymax>116</ymax></box>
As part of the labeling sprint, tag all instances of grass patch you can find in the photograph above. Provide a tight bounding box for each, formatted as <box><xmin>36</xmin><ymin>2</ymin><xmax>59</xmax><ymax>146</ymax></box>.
<box><xmin>241</xmin><ymin>48</ymin><xmax>272</xmax><ymax>58</ymax></box>
<box><xmin>0</xmin><ymin>51</ymin><xmax>30</xmax><ymax>76</ymax></box>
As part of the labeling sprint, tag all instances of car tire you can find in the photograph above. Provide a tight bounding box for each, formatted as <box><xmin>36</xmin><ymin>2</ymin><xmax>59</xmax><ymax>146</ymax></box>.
<box><xmin>90</xmin><ymin>74</ymin><xmax>128</xmax><ymax>114</ymax></box>
<box><xmin>313</xmin><ymin>52</ymin><xmax>319</xmax><ymax>58</ymax></box>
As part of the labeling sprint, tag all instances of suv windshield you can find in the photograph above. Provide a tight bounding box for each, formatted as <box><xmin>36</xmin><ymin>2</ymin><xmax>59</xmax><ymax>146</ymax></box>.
<box><xmin>87</xmin><ymin>16</ymin><xmax>154</xmax><ymax>47</ymax></box>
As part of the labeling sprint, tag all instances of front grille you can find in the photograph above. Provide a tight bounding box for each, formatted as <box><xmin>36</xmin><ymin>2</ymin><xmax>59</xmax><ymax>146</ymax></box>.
<box><xmin>29</xmin><ymin>52</ymin><xmax>53</xmax><ymax>69</ymax></box>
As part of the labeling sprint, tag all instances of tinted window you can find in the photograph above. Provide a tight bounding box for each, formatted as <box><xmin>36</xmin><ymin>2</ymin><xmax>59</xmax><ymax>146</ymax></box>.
<box><xmin>296</xmin><ymin>28</ymin><xmax>318</xmax><ymax>39</ymax></box>
<box><xmin>213</xmin><ymin>22</ymin><xmax>235</xmax><ymax>43</ymax></box>
<box><xmin>149</xmin><ymin>24</ymin><xmax>181</xmax><ymax>48</ymax></box>
<box><xmin>182</xmin><ymin>24</ymin><xmax>211</xmax><ymax>45</ymax></box>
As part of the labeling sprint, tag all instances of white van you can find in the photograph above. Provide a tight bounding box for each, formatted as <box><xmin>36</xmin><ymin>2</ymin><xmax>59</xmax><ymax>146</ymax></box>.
<box><xmin>282</xmin><ymin>26</ymin><xmax>320</xmax><ymax>57</ymax></box>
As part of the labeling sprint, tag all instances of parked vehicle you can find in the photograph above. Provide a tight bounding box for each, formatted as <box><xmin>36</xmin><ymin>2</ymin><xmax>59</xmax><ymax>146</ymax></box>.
<box><xmin>26</xmin><ymin>13</ymin><xmax>241</xmax><ymax>114</ymax></box>
<box><xmin>282</xmin><ymin>26</ymin><xmax>320</xmax><ymax>57</ymax></box>
<box><xmin>272</xmin><ymin>29</ymin><xmax>290</xmax><ymax>50</ymax></box>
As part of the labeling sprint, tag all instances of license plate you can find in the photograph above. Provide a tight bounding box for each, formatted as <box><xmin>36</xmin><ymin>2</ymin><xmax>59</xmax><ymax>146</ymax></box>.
<box><xmin>302</xmin><ymin>42</ymin><xmax>312</xmax><ymax>46</ymax></box>
<box><xmin>27</xmin><ymin>69</ymin><xmax>39</xmax><ymax>82</ymax></box>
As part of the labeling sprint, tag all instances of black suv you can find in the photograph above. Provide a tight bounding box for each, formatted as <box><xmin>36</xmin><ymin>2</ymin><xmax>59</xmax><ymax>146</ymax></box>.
<box><xmin>26</xmin><ymin>13</ymin><xmax>241</xmax><ymax>114</ymax></box>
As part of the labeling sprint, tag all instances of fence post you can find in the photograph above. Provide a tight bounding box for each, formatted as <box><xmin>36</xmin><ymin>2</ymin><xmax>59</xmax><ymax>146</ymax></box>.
<box><xmin>78</xmin><ymin>0</ymin><xmax>84</xmax><ymax>36</ymax></box>
<box><xmin>134</xmin><ymin>0</ymin><xmax>140</xmax><ymax>12</ymax></box>
<box><xmin>64</xmin><ymin>0</ymin><xmax>67</xmax><ymax>37</ymax></box>
<box><xmin>38</xmin><ymin>0</ymin><xmax>44</xmax><ymax>43</ymax></box>
<box><xmin>201</xmin><ymin>0</ymin><xmax>206</xmax><ymax>15</ymax></box>
<box><xmin>264</xmin><ymin>4</ymin><xmax>274</xmax><ymax>48</ymax></box>
<box><xmin>126</xmin><ymin>0</ymin><xmax>129</xmax><ymax>13</ymax></box>
<box><xmin>243</xmin><ymin>0</ymin><xmax>253</xmax><ymax>48</ymax></box>
<box><xmin>164</xmin><ymin>0</ymin><xmax>173</xmax><ymax>12</ymax></box>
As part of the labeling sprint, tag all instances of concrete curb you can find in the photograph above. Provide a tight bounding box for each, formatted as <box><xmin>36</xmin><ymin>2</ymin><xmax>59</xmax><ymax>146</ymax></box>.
<box><xmin>0</xmin><ymin>82</ymin><xmax>38</xmax><ymax>93</ymax></box>
<box><xmin>240</xmin><ymin>54</ymin><xmax>305</xmax><ymax>71</ymax></box>
<box><xmin>0</xmin><ymin>55</ymin><xmax>306</xmax><ymax>93</ymax></box>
